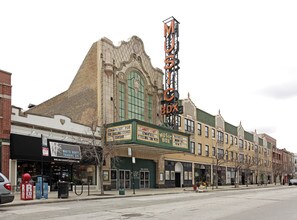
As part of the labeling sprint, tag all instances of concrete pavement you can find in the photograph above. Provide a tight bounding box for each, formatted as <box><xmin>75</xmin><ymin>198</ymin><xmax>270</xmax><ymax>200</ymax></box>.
<box><xmin>2</xmin><ymin>183</ymin><xmax>287</xmax><ymax>207</ymax></box>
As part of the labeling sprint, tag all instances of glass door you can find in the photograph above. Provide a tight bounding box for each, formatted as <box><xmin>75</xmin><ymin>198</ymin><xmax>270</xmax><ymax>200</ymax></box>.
<box><xmin>51</xmin><ymin>165</ymin><xmax>61</xmax><ymax>191</ymax></box>
<box><xmin>124</xmin><ymin>170</ymin><xmax>130</xmax><ymax>189</ymax></box>
<box><xmin>111</xmin><ymin>170</ymin><xmax>117</xmax><ymax>189</ymax></box>
<box><xmin>119</xmin><ymin>170</ymin><xmax>130</xmax><ymax>189</ymax></box>
<box><xmin>50</xmin><ymin>164</ymin><xmax>72</xmax><ymax>191</ymax></box>
<box><xmin>140</xmin><ymin>171</ymin><xmax>150</xmax><ymax>188</ymax></box>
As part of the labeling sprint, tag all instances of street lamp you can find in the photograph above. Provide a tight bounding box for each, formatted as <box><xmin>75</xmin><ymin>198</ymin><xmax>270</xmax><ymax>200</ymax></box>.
<box><xmin>128</xmin><ymin>148</ymin><xmax>136</xmax><ymax>194</ymax></box>
<box><xmin>132</xmin><ymin>157</ymin><xmax>135</xmax><ymax>194</ymax></box>
<box><xmin>41</xmin><ymin>134</ymin><xmax>48</xmax><ymax>199</ymax></box>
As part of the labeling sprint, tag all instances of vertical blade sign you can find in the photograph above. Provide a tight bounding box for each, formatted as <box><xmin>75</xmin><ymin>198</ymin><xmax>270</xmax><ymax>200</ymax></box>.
<box><xmin>161</xmin><ymin>17</ymin><xmax>181</xmax><ymax>129</ymax></box>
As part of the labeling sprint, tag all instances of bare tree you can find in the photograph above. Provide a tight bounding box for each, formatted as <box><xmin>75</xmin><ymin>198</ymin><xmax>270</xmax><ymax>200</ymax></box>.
<box><xmin>212</xmin><ymin>153</ymin><xmax>227</xmax><ymax>189</ymax></box>
<box><xmin>223</xmin><ymin>144</ymin><xmax>244</xmax><ymax>188</ymax></box>
<box><xmin>272</xmin><ymin>162</ymin><xmax>283</xmax><ymax>185</ymax></box>
<box><xmin>243</xmin><ymin>157</ymin><xmax>256</xmax><ymax>187</ymax></box>
<box><xmin>211</xmin><ymin>140</ymin><xmax>228</xmax><ymax>189</ymax></box>
<box><xmin>232</xmin><ymin>155</ymin><xmax>245</xmax><ymax>188</ymax></box>
<box><xmin>80</xmin><ymin>119</ymin><xmax>118</xmax><ymax>195</ymax></box>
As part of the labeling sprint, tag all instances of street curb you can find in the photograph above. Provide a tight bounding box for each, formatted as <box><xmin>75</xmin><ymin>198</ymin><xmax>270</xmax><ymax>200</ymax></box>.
<box><xmin>1</xmin><ymin>185</ymin><xmax>288</xmax><ymax>208</ymax></box>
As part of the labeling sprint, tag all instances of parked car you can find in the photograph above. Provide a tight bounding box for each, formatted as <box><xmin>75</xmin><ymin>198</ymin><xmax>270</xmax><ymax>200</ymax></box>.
<box><xmin>289</xmin><ymin>179</ymin><xmax>297</xmax><ymax>186</ymax></box>
<box><xmin>0</xmin><ymin>172</ymin><xmax>14</xmax><ymax>204</ymax></box>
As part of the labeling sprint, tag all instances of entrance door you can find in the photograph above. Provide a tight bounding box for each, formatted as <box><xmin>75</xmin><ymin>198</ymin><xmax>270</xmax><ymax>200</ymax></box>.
<box><xmin>111</xmin><ymin>170</ymin><xmax>117</xmax><ymax>189</ymax></box>
<box><xmin>140</xmin><ymin>171</ymin><xmax>150</xmax><ymax>188</ymax></box>
<box><xmin>119</xmin><ymin>170</ymin><xmax>130</xmax><ymax>189</ymax></box>
<box><xmin>175</xmin><ymin>162</ymin><xmax>183</xmax><ymax>187</ymax></box>
<box><xmin>50</xmin><ymin>164</ymin><xmax>72</xmax><ymax>191</ymax></box>
<box><xmin>241</xmin><ymin>172</ymin><xmax>245</xmax><ymax>185</ymax></box>
<box><xmin>175</xmin><ymin>173</ymin><xmax>181</xmax><ymax>187</ymax></box>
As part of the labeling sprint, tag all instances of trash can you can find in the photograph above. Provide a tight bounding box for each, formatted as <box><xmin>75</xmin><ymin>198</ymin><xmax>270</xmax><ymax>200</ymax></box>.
<box><xmin>58</xmin><ymin>181</ymin><xmax>69</xmax><ymax>199</ymax></box>
<box><xmin>119</xmin><ymin>188</ymin><xmax>125</xmax><ymax>195</ymax></box>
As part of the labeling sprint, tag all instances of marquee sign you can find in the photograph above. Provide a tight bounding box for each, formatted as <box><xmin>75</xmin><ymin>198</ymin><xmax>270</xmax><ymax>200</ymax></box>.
<box><xmin>161</xmin><ymin>17</ymin><xmax>183</xmax><ymax>128</ymax></box>
<box><xmin>107</xmin><ymin>124</ymin><xmax>132</xmax><ymax>142</ymax></box>
<box><xmin>136</xmin><ymin>124</ymin><xmax>188</xmax><ymax>149</ymax></box>
<box><xmin>106</xmin><ymin>120</ymin><xmax>190</xmax><ymax>152</ymax></box>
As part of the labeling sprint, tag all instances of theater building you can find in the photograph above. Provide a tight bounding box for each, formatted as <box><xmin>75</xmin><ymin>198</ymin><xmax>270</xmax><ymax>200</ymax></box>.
<box><xmin>1</xmin><ymin>31</ymin><xmax>287</xmax><ymax>191</ymax></box>
<box><xmin>24</xmin><ymin>35</ymin><xmax>192</xmax><ymax>189</ymax></box>
<box><xmin>2</xmin><ymin>15</ymin><xmax>295</xmax><ymax>189</ymax></box>
<box><xmin>22</xmin><ymin>34</ymin><xmax>279</xmax><ymax>189</ymax></box>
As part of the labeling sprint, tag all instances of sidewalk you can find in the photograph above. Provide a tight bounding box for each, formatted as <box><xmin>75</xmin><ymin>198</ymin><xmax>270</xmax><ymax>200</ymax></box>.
<box><xmin>3</xmin><ymin>184</ymin><xmax>286</xmax><ymax>207</ymax></box>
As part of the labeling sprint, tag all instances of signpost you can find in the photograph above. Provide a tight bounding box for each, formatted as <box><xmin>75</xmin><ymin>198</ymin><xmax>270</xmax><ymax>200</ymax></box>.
<box><xmin>41</xmin><ymin>135</ymin><xmax>47</xmax><ymax>199</ymax></box>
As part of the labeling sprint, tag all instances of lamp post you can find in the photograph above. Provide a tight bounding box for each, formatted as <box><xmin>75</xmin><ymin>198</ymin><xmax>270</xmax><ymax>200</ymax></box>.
<box><xmin>128</xmin><ymin>148</ymin><xmax>136</xmax><ymax>194</ymax></box>
<box><xmin>212</xmin><ymin>157</ymin><xmax>215</xmax><ymax>190</ymax></box>
<box><xmin>132</xmin><ymin>157</ymin><xmax>135</xmax><ymax>194</ymax></box>
<box><xmin>41</xmin><ymin>134</ymin><xmax>47</xmax><ymax>199</ymax></box>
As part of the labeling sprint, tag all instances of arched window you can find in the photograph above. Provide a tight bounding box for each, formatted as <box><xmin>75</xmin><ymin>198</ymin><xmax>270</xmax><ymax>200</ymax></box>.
<box><xmin>127</xmin><ymin>71</ymin><xmax>145</xmax><ymax>120</ymax></box>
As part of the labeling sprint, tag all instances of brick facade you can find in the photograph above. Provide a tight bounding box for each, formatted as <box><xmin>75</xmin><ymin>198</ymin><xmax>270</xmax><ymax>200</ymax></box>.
<box><xmin>0</xmin><ymin>69</ymin><xmax>12</xmax><ymax>177</ymax></box>
<box><xmin>26</xmin><ymin>36</ymin><xmax>163</xmax><ymax>127</ymax></box>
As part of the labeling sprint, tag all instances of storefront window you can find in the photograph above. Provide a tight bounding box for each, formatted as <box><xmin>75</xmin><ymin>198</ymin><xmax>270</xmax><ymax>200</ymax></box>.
<box><xmin>17</xmin><ymin>161</ymin><xmax>95</xmax><ymax>191</ymax></box>
<box><xmin>73</xmin><ymin>164</ymin><xmax>96</xmax><ymax>185</ymax></box>
<box><xmin>194</xmin><ymin>164</ymin><xmax>211</xmax><ymax>185</ymax></box>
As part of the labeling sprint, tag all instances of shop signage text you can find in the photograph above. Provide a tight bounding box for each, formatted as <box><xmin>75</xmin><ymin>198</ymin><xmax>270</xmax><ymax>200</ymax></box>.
<box><xmin>161</xmin><ymin>17</ymin><xmax>183</xmax><ymax>126</ymax></box>
<box><xmin>49</xmin><ymin>142</ymin><xmax>81</xmax><ymax>160</ymax></box>
<box><xmin>107</xmin><ymin>124</ymin><xmax>132</xmax><ymax>141</ymax></box>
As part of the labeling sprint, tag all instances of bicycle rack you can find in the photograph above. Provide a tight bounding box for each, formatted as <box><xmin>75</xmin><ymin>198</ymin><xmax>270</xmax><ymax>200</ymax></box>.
<box><xmin>74</xmin><ymin>183</ymin><xmax>84</xmax><ymax>196</ymax></box>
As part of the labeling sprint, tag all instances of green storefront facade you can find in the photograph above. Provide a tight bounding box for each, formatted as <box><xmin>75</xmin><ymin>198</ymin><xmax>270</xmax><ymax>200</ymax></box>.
<box><xmin>106</xmin><ymin>119</ymin><xmax>190</xmax><ymax>189</ymax></box>
<box><xmin>111</xmin><ymin>157</ymin><xmax>156</xmax><ymax>189</ymax></box>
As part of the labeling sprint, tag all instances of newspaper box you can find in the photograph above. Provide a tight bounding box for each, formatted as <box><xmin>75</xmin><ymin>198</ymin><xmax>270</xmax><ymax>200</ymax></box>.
<box><xmin>20</xmin><ymin>173</ymin><xmax>33</xmax><ymax>200</ymax></box>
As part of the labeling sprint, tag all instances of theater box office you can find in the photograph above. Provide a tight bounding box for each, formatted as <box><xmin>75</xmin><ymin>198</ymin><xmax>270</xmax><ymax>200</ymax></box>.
<box><xmin>10</xmin><ymin>134</ymin><xmax>96</xmax><ymax>191</ymax></box>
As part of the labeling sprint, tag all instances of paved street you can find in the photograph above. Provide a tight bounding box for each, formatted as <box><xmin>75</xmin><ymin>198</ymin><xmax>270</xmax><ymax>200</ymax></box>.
<box><xmin>1</xmin><ymin>186</ymin><xmax>296</xmax><ymax>220</ymax></box>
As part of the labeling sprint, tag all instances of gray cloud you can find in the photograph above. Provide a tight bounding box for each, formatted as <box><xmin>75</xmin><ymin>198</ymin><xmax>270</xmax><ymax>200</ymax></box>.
<box><xmin>256</xmin><ymin>126</ymin><xmax>276</xmax><ymax>135</ymax></box>
<box><xmin>260</xmin><ymin>81</ymin><xmax>297</xmax><ymax>99</ymax></box>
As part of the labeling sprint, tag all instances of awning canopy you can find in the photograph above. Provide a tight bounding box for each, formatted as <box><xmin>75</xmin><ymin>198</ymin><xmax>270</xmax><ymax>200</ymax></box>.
<box><xmin>10</xmin><ymin>134</ymin><xmax>81</xmax><ymax>163</ymax></box>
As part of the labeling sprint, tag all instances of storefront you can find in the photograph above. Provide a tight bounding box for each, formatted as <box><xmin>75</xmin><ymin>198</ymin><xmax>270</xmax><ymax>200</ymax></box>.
<box><xmin>10</xmin><ymin>134</ymin><xmax>94</xmax><ymax>191</ymax></box>
<box><xmin>106</xmin><ymin>119</ymin><xmax>191</xmax><ymax>189</ymax></box>
<box><xmin>110</xmin><ymin>157</ymin><xmax>156</xmax><ymax>190</ymax></box>
<box><xmin>194</xmin><ymin>164</ymin><xmax>211</xmax><ymax>185</ymax></box>
<box><xmin>226</xmin><ymin>167</ymin><xmax>233</xmax><ymax>184</ymax></box>
<box><xmin>164</xmin><ymin>160</ymin><xmax>192</xmax><ymax>188</ymax></box>
<box><xmin>214</xmin><ymin>166</ymin><xmax>226</xmax><ymax>185</ymax></box>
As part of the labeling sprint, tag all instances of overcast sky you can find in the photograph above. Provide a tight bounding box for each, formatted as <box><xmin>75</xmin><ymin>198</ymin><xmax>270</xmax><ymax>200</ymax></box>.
<box><xmin>1</xmin><ymin>0</ymin><xmax>297</xmax><ymax>153</ymax></box>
